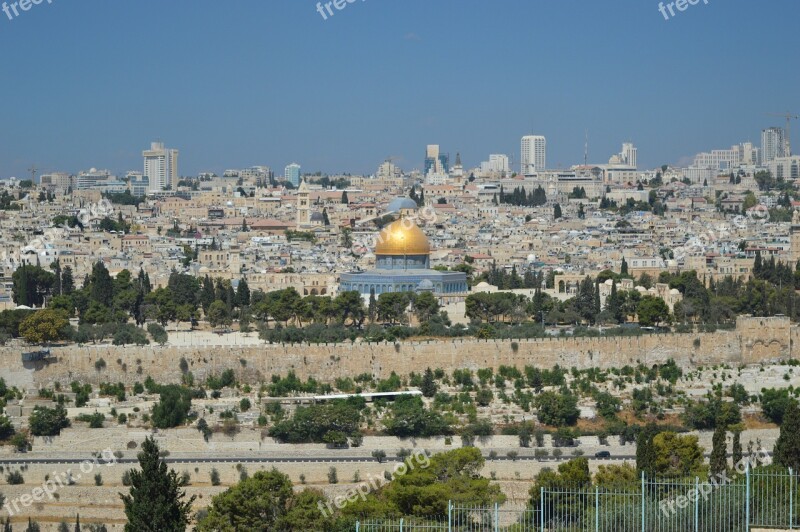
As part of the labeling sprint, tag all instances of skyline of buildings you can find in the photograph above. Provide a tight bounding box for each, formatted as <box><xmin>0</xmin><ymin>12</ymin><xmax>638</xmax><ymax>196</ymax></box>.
<box><xmin>17</xmin><ymin>122</ymin><xmax>800</xmax><ymax>194</ymax></box>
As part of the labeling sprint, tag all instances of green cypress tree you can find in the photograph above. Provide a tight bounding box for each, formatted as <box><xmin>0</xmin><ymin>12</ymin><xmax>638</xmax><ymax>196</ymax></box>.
<box><xmin>120</xmin><ymin>437</ymin><xmax>195</xmax><ymax>532</ymax></box>
<box><xmin>236</xmin><ymin>278</ymin><xmax>250</xmax><ymax>308</ymax></box>
<box><xmin>89</xmin><ymin>261</ymin><xmax>114</xmax><ymax>307</ymax></box>
<box><xmin>732</xmin><ymin>429</ymin><xmax>743</xmax><ymax>468</ymax></box>
<box><xmin>710</xmin><ymin>425</ymin><xmax>727</xmax><ymax>476</ymax></box>
<box><xmin>421</xmin><ymin>368</ymin><xmax>438</xmax><ymax>398</ymax></box>
<box><xmin>774</xmin><ymin>401</ymin><xmax>800</xmax><ymax>471</ymax></box>
<box><xmin>74</xmin><ymin>514</ymin><xmax>80</xmax><ymax>532</ymax></box>
<box><xmin>4</xmin><ymin>516</ymin><xmax>12</xmax><ymax>532</ymax></box>
<box><xmin>368</xmin><ymin>289</ymin><xmax>377</xmax><ymax>323</ymax></box>
<box><xmin>636</xmin><ymin>423</ymin><xmax>659</xmax><ymax>476</ymax></box>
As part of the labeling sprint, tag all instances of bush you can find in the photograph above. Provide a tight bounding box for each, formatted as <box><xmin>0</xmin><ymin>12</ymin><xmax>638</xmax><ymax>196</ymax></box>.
<box><xmin>206</xmin><ymin>369</ymin><xmax>236</xmax><ymax>391</ymax></box>
<box><xmin>112</xmin><ymin>324</ymin><xmax>149</xmax><ymax>346</ymax></box>
<box><xmin>372</xmin><ymin>450</ymin><xmax>387</xmax><ymax>463</ymax></box>
<box><xmin>94</xmin><ymin>473</ymin><xmax>103</xmax><ymax>486</ymax></box>
<box><xmin>147</xmin><ymin>323</ymin><xmax>168</xmax><ymax>345</ymax></box>
<box><xmin>29</xmin><ymin>405</ymin><xmax>70</xmax><ymax>436</ymax></box>
<box><xmin>121</xmin><ymin>470</ymin><xmax>131</xmax><ymax>486</ymax></box>
<box><xmin>239</xmin><ymin>398</ymin><xmax>251</xmax><ymax>412</ymax></box>
<box><xmin>327</xmin><ymin>467</ymin><xmax>338</xmax><ymax>484</ymax></box>
<box><xmin>210</xmin><ymin>468</ymin><xmax>220</xmax><ymax>486</ymax></box>
<box><xmin>475</xmin><ymin>388</ymin><xmax>494</xmax><ymax>407</ymax></box>
<box><xmin>76</xmin><ymin>412</ymin><xmax>105</xmax><ymax>429</ymax></box>
<box><xmin>534</xmin><ymin>391</ymin><xmax>580</xmax><ymax>426</ymax></box>
<box><xmin>151</xmin><ymin>385</ymin><xmax>192</xmax><ymax>429</ymax></box>
<box><xmin>6</xmin><ymin>471</ymin><xmax>23</xmax><ymax>484</ymax></box>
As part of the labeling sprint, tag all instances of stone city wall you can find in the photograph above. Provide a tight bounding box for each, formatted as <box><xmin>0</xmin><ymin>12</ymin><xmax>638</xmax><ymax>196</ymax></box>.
<box><xmin>0</xmin><ymin>316</ymin><xmax>792</xmax><ymax>390</ymax></box>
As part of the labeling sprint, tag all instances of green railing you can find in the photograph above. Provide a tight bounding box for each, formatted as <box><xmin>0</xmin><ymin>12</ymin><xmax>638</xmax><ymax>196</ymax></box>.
<box><xmin>356</xmin><ymin>467</ymin><xmax>798</xmax><ymax>531</ymax></box>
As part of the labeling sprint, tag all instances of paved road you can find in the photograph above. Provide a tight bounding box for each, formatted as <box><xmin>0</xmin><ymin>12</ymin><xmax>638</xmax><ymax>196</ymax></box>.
<box><xmin>0</xmin><ymin>452</ymin><xmax>767</xmax><ymax>467</ymax></box>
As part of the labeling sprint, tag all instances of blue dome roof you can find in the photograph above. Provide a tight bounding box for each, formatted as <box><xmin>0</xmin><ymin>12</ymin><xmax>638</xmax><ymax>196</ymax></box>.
<box><xmin>386</xmin><ymin>197</ymin><xmax>418</xmax><ymax>213</ymax></box>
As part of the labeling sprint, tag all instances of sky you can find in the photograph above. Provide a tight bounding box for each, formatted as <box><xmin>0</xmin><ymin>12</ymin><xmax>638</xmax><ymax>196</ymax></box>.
<box><xmin>0</xmin><ymin>0</ymin><xmax>798</xmax><ymax>179</ymax></box>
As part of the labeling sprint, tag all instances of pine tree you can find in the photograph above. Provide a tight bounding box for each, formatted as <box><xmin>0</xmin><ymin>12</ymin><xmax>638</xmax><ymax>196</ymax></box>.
<box><xmin>710</xmin><ymin>425</ymin><xmax>727</xmax><ymax>476</ymax></box>
<box><xmin>774</xmin><ymin>401</ymin><xmax>800</xmax><ymax>471</ymax></box>
<box><xmin>120</xmin><ymin>437</ymin><xmax>195</xmax><ymax>532</ymax></box>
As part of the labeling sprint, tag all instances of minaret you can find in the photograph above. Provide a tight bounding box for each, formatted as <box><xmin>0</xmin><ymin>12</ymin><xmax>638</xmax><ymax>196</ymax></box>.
<box><xmin>791</xmin><ymin>209</ymin><xmax>800</xmax><ymax>264</ymax></box>
<box><xmin>297</xmin><ymin>179</ymin><xmax>311</xmax><ymax>228</ymax></box>
<box><xmin>452</xmin><ymin>152</ymin><xmax>464</xmax><ymax>179</ymax></box>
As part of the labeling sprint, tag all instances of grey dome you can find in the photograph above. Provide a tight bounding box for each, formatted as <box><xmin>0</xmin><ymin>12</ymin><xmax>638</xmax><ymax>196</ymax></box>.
<box><xmin>386</xmin><ymin>197</ymin><xmax>418</xmax><ymax>213</ymax></box>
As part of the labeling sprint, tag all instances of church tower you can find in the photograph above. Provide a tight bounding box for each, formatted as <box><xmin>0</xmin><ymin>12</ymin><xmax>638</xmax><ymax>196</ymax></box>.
<box><xmin>297</xmin><ymin>179</ymin><xmax>311</xmax><ymax>228</ymax></box>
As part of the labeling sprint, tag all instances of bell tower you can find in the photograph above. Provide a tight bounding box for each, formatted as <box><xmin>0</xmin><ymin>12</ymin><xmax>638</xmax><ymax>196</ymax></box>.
<box><xmin>297</xmin><ymin>179</ymin><xmax>310</xmax><ymax>228</ymax></box>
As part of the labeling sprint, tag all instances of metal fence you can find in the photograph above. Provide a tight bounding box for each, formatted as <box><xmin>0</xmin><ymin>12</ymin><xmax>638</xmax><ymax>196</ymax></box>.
<box><xmin>355</xmin><ymin>468</ymin><xmax>798</xmax><ymax>531</ymax></box>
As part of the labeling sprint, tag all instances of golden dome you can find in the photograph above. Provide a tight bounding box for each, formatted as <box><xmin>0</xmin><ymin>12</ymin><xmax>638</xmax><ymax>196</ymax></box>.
<box><xmin>374</xmin><ymin>218</ymin><xmax>431</xmax><ymax>256</ymax></box>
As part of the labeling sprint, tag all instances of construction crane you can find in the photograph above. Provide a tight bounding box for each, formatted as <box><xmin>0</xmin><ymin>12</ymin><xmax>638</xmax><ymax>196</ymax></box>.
<box><xmin>768</xmin><ymin>112</ymin><xmax>799</xmax><ymax>156</ymax></box>
<box><xmin>27</xmin><ymin>164</ymin><xmax>38</xmax><ymax>183</ymax></box>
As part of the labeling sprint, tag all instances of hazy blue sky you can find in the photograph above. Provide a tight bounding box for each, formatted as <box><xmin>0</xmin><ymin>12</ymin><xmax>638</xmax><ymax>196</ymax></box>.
<box><xmin>0</xmin><ymin>0</ymin><xmax>798</xmax><ymax>178</ymax></box>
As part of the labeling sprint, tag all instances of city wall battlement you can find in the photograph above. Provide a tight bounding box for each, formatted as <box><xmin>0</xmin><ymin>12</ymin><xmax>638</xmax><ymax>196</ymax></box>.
<box><xmin>0</xmin><ymin>316</ymin><xmax>793</xmax><ymax>389</ymax></box>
